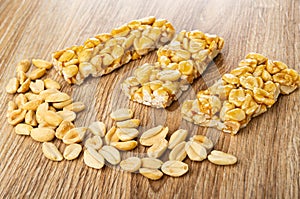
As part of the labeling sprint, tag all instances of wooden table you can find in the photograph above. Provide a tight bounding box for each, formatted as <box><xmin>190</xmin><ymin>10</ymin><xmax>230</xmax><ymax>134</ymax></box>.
<box><xmin>0</xmin><ymin>0</ymin><xmax>299</xmax><ymax>198</ymax></box>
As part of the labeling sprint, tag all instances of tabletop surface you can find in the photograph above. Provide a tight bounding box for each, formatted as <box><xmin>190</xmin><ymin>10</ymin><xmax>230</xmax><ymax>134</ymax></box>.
<box><xmin>0</xmin><ymin>0</ymin><xmax>299</xmax><ymax>198</ymax></box>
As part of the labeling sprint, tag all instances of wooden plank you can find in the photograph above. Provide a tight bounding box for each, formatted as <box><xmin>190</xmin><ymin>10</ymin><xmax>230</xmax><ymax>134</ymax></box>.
<box><xmin>0</xmin><ymin>0</ymin><xmax>299</xmax><ymax>198</ymax></box>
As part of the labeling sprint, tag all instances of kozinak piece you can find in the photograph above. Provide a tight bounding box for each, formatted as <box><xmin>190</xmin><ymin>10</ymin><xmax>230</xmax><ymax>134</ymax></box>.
<box><xmin>121</xmin><ymin>30</ymin><xmax>224</xmax><ymax>108</ymax></box>
<box><xmin>52</xmin><ymin>16</ymin><xmax>175</xmax><ymax>85</ymax></box>
<box><xmin>181</xmin><ymin>53</ymin><xmax>300</xmax><ymax>134</ymax></box>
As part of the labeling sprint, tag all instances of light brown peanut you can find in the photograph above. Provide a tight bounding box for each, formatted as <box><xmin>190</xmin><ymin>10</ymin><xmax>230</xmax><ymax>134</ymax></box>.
<box><xmin>32</xmin><ymin>59</ymin><xmax>53</xmax><ymax>69</ymax></box>
<box><xmin>38</xmin><ymin>122</ymin><xmax>57</xmax><ymax>129</ymax></box>
<box><xmin>17</xmin><ymin>71</ymin><xmax>27</xmax><ymax>84</ymax></box>
<box><xmin>39</xmin><ymin>89</ymin><xmax>59</xmax><ymax>100</ymax></box>
<box><xmin>168</xmin><ymin>129</ymin><xmax>188</xmax><ymax>149</ymax></box>
<box><xmin>17</xmin><ymin>78</ymin><xmax>31</xmax><ymax>93</ymax></box>
<box><xmin>63</xmin><ymin>102</ymin><xmax>85</xmax><ymax>112</ymax></box>
<box><xmin>31</xmin><ymin>128</ymin><xmax>55</xmax><ymax>142</ymax></box>
<box><xmin>29</xmin><ymin>68</ymin><xmax>46</xmax><ymax>80</ymax></box>
<box><xmin>16</xmin><ymin>59</ymin><xmax>31</xmax><ymax>73</ymax></box>
<box><xmin>14</xmin><ymin>94</ymin><xmax>28</xmax><ymax>108</ymax></box>
<box><xmin>25</xmin><ymin>92</ymin><xmax>42</xmax><ymax>101</ymax></box>
<box><xmin>110</xmin><ymin>140</ymin><xmax>138</xmax><ymax>151</ymax></box>
<box><xmin>88</xmin><ymin>121</ymin><xmax>106</xmax><ymax>137</ymax></box>
<box><xmin>83</xmin><ymin>148</ymin><xmax>105</xmax><ymax>169</ymax></box>
<box><xmin>147</xmin><ymin>139</ymin><xmax>168</xmax><ymax>158</ymax></box>
<box><xmin>161</xmin><ymin>160</ymin><xmax>188</xmax><ymax>177</ymax></box>
<box><xmin>116</xmin><ymin>128</ymin><xmax>139</xmax><ymax>141</ymax></box>
<box><xmin>208</xmin><ymin>150</ymin><xmax>237</xmax><ymax>165</ymax></box>
<box><xmin>99</xmin><ymin>145</ymin><xmax>121</xmax><ymax>165</ymax></box>
<box><xmin>6</xmin><ymin>78</ymin><xmax>19</xmax><ymax>94</ymax></box>
<box><xmin>7</xmin><ymin>101</ymin><xmax>17</xmax><ymax>117</ymax></box>
<box><xmin>185</xmin><ymin>141</ymin><xmax>207</xmax><ymax>161</ymax></box>
<box><xmin>56</xmin><ymin>110</ymin><xmax>76</xmax><ymax>122</ymax></box>
<box><xmin>63</xmin><ymin>127</ymin><xmax>87</xmax><ymax>144</ymax></box>
<box><xmin>44</xmin><ymin>78</ymin><xmax>61</xmax><ymax>90</ymax></box>
<box><xmin>104</xmin><ymin>126</ymin><xmax>119</xmax><ymax>144</ymax></box>
<box><xmin>63</xmin><ymin>144</ymin><xmax>82</xmax><ymax>160</ymax></box>
<box><xmin>15</xmin><ymin>123</ymin><xmax>33</xmax><ymax>135</ymax></box>
<box><xmin>42</xmin><ymin>142</ymin><xmax>63</xmax><ymax>161</ymax></box>
<box><xmin>85</xmin><ymin>135</ymin><xmax>103</xmax><ymax>150</ymax></box>
<box><xmin>25</xmin><ymin>110</ymin><xmax>37</xmax><ymax>126</ymax></box>
<box><xmin>7</xmin><ymin>109</ymin><xmax>27</xmax><ymax>126</ymax></box>
<box><xmin>141</xmin><ymin>157</ymin><xmax>163</xmax><ymax>169</ymax></box>
<box><xmin>22</xmin><ymin>99</ymin><xmax>42</xmax><ymax>111</ymax></box>
<box><xmin>36</xmin><ymin>102</ymin><xmax>49</xmax><ymax>124</ymax></box>
<box><xmin>139</xmin><ymin>168</ymin><xmax>163</xmax><ymax>180</ymax></box>
<box><xmin>29</xmin><ymin>80</ymin><xmax>44</xmax><ymax>94</ymax></box>
<box><xmin>52</xmin><ymin>99</ymin><xmax>73</xmax><ymax>109</ymax></box>
<box><xmin>139</xmin><ymin>126</ymin><xmax>168</xmax><ymax>146</ymax></box>
<box><xmin>45</xmin><ymin>92</ymin><xmax>71</xmax><ymax>103</ymax></box>
<box><xmin>116</xmin><ymin>119</ymin><xmax>140</xmax><ymax>128</ymax></box>
<box><xmin>43</xmin><ymin>111</ymin><xmax>63</xmax><ymax>126</ymax></box>
<box><xmin>190</xmin><ymin>135</ymin><xmax>213</xmax><ymax>150</ymax></box>
<box><xmin>120</xmin><ymin>157</ymin><xmax>142</xmax><ymax>172</ymax></box>
<box><xmin>169</xmin><ymin>141</ymin><xmax>187</xmax><ymax>161</ymax></box>
<box><xmin>110</xmin><ymin>108</ymin><xmax>134</xmax><ymax>121</ymax></box>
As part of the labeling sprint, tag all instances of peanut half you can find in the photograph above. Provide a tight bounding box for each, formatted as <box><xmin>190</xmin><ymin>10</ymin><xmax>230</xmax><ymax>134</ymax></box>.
<box><xmin>110</xmin><ymin>108</ymin><xmax>134</xmax><ymax>121</ymax></box>
<box><xmin>120</xmin><ymin>157</ymin><xmax>141</xmax><ymax>172</ymax></box>
<box><xmin>139</xmin><ymin>168</ymin><xmax>163</xmax><ymax>180</ymax></box>
<box><xmin>63</xmin><ymin>144</ymin><xmax>82</xmax><ymax>160</ymax></box>
<box><xmin>185</xmin><ymin>141</ymin><xmax>207</xmax><ymax>161</ymax></box>
<box><xmin>83</xmin><ymin>148</ymin><xmax>105</xmax><ymax>169</ymax></box>
<box><xmin>88</xmin><ymin>121</ymin><xmax>106</xmax><ymax>137</ymax></box>
<box><xmin>99</xmin><ymin>145</ymin><xmax>121</xmax><ymax>165</ymax></box>
<box><xmin>208</xmin><ymin>150</ymin><xmax>237</xmax><ymax>165</ymax></box>
<box><xmin>161</xmin><ymin>161</ymin><xmax>188</xmax><ymax>177</ymax></box>
<box><xmin>141</xmin><ymin>157</ymin><xmax>163</xmax><ymax>169</ymax></box>
<box><xmin>42</xmin><ymin>142</ymin><xmax>63</xmax><ymax>161</ymax></box>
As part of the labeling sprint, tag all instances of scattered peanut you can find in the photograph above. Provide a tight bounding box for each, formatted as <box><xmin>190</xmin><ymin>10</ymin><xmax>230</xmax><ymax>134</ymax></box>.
<box><xmin>6</xmin><ymin>78</ymin><xmax>19</xmax><ymax>94</ymax></box>
<box><xmin>63</xmin><ymin>144</ymin><xmax>82</xmax><ymax>160</ymax></box>
<box><xmin>88</xmin><ymin>121</ymin><xmax>106</xmax><ymax>137</ymax></box>
<box><xmin>99</xmin><ymin>145</ymin><xmax>121</xmax><ymax>165</ymax></box>
<box><xmin>169</xmin><ymin>141</ymin><xmax>187</xmax><ymax>161</ymax></box>
<box><xmin>185</xmin><ymin>141</ymin><xmax>207</xmax><ymax>161</ymax></box>
<box><xmin>111</xmin><ymin>140</ymin><xmax>138</xmax><ymax>151</ymax></box>
<box><xmin>63</xmin><ymin>127</ymin><xmax>87</xmax><ymax>144</ymax></box>
<box><xmin>42</xmin><ymin>142</ymin><xmax>63</xmax><ymax>161</ymax></box>
<box><xmin>120</xmin><ymin>157</ymin><xmax>142</xmax><ymax>172</ymax></box>
<box><xmin>15</xmin><ymin>123</ymin><xmax>33</xmax><ymax>135</ymax></box>
<box><xmin>161</xmin><ymin>160</ymin><xmax>188</xmax><ymax>177</ymax></box>
<box><xmin>85</xmin><ymin>135</ymin><xmax>103</xmax><ymax>150</ymax></box>
<box><xmin>31</xmin><ymin>127</ymin><xmax>55</xmax><ymax>142</ymax></box>
<box><xmin>83</xmin><ymin>148</ymin><xmax>105</xmax><ymax>169</ymax></box>
<box><xmin>116</xmin><ymin>128</ymin><xmax>139</xmax><ymax>141</ymax></box>
<box><xmin>139</xmin><ymin>168</ymin><xmax>163</xmax><ymax>180</ymax></box>
<box><xmin>110</xmin><ymin>108</ymin><xmax>134</xmax><ymax>121</ymax></box>
<box><xmin>32</xmin><ymin>59</ymin><xmax>53</xmax><ymax>69</ymax></box>
<box><xmin>141</xmin><ymin>157</ymin><xmax>163</xmax><ymax>169</ymax></box>
<box><xmin>168</xmin><ymin>129</ymin><xmax>188</xmax><ymax>149</ymax></box>
<box><xmin>208</xmin><ymin>150</ymin><xmax>237</xmax><ymax>165</ymax></box>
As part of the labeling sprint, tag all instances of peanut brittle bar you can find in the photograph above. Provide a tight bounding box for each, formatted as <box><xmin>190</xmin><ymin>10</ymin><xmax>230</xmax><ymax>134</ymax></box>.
<box><xmin>181</xmin><ymin>53</ymin><xmax>300</xmax><ymax>134</ymax></box>
<box><xmin>52</xmin><ymin>16</ymin><xmax>175</xmax><ymax>85</ymax></box>
<box><xmin>121</xmin><ymin>30</ymin><xmax>224</xmax><ymax>108</ymax></box>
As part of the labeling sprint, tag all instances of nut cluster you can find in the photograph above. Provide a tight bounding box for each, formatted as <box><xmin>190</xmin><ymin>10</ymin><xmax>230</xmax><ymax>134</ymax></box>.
<box><xmin>181</xmin><ymin>53</ymin><xmax>300</xmax><ymax>134</ymax></box>
<box><xmin>83</xmin><ymin>108</ymin><xmax>139</xmax><ymax>169</ymax></box>
<box><xmin>6</xmin><ymin>59</ymin><xmax>86</xmax><ymax>161</ymax></box>
<box><xmin>121</xmin><ymin>30</ymin><xmax>224</xmax><ymax>108</ymax></box>
<box><xmin>82</xmin><ymin>108</ymin><xmax>237</xmax><ymax>180</ymax></box>
<box><xmin>52</xmin><ymin>16</ymin><xmax>175</xmax><ymax>85</ymax></box>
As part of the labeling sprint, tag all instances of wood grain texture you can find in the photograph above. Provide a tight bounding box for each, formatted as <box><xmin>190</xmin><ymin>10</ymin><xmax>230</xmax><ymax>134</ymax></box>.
<box><xmin>0</xmin><ymin>0</ymin><xmax>299</xmax><ymax>198</ymax></box>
